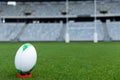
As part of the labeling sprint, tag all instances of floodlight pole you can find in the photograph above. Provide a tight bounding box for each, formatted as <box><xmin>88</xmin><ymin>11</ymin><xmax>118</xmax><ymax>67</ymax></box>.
<box><xmin>65</xmin><ymin>0</ymin><xmax>70</xmax><ymax>43</ymax></box>
<box><xmin>94</xmin><ymin>0</ymin><xmax>98</xmax><ymax>43</ymax></box>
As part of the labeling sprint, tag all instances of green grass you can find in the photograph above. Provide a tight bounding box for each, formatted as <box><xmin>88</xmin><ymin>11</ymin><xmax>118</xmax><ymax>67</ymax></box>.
<box><xmin>1</xmin><ymin>42</ymin><xmax>120</xmax><ymax>80</ymax></box>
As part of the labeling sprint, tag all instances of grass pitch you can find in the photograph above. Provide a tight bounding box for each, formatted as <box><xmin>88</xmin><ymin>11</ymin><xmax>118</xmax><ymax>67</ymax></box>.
<box><xmin>0</xmin><ymin>42</ymin><xmax>120</xmax><ymax>80</ymax></box>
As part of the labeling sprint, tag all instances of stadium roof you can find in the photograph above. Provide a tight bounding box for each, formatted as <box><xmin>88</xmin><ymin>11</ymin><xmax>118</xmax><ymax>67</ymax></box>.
<box><xmin>0</xmin><ymin>0</ymin><xmax>88</xmax><ymax>1</ymax></box>
<box><xmin>0</xmin><ymin>0</ymin><xmax>118</xmax><ymax>2</ymax></box>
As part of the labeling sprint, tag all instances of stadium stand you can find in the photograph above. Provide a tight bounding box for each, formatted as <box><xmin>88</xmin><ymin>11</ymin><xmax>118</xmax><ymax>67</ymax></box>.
<box><xmin>0</xmin><ymin>1</ymin><xmax>120</xmax><ymax>16</ymax></box>
<box><xmin>0</xmin><ymin>1</ymin><xmax>120</xmax><ymax>42</ymax></box>
<box><xmin>0</xmin><ymin>23</ymin><xmax>25</xmax><ymax>41</ymax></box>
<box><xmin>19</xmin><ymin>23</ymin><xmax>63</xmax><ymax>41</ymax></box>
<box><xmin>107</xmin><ymin>21</ymin><xmax>120</xmax><ymax>41</ymax></box>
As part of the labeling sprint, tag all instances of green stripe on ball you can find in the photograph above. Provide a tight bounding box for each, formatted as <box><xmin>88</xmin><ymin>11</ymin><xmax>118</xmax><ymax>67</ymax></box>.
<box><xmin>23</xmin><ymin>43</ymin><xmax>32</xmax><ymax>51</ymax></box>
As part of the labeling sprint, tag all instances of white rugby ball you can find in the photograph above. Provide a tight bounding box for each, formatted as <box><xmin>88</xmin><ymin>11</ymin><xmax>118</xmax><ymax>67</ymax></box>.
<box><xmin>15</xmin><ymin>43</ymin><xmax>37</xmax><ymax>74</ymax></box>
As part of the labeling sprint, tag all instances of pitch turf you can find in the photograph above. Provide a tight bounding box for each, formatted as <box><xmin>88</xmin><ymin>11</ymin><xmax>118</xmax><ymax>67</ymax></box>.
<box><xmin>0</xmin><ymin>42</ymin><xmax>120</xmax><ymax>80</ymax></box>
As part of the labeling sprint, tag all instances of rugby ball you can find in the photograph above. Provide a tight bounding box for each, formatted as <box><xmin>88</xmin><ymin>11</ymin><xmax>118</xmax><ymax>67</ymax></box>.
<box><xmin>15</xmin><ymin>43</ymin><xmax>37</xmax><ymax>74</ymax></box>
